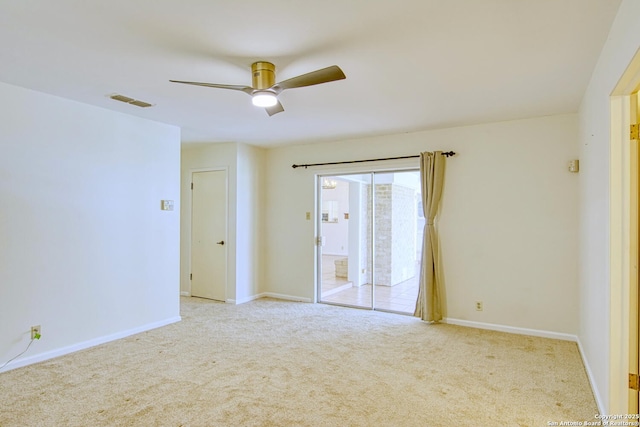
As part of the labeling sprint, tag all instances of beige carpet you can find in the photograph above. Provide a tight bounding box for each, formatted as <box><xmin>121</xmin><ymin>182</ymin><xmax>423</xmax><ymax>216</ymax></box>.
<box><xmin>1</xmin><ymin>297</ymin><xmax>597</xmax><ymax>426</ymax></box>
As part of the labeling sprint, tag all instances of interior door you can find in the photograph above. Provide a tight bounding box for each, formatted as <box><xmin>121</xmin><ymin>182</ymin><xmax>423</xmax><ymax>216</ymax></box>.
<box><xmin>191</xmin><ymin>170</ymin><xmax>227</xmax><ymax>301</ymax></box>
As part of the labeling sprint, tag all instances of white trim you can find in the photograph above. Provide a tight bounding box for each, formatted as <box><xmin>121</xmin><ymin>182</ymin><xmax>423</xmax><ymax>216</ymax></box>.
<box><xmin>227</xmin><ymin>293</ymin><xmax>311</xmax><ymax>304</ymax></box>
<box><xmin>0</xmin><ymin>316</ymin><xmax>181</xmax><ymax>374</ymax></box>
<box><xmin>189</xmin><ymin>166</ymin><xmax>228</xmax><ymax>173</ymax></box>
<box><xmin>227</xmin><ymin>294</ymin><xmax>263</xmax><ymax>305</ymax></box>
<box><xmin>444</xmin><ymin>318</ymin><xmax>578</xmax><ymax>342</ymax></box>
<box><xmin>260</xmin><ymin>292</ymin><xmax>311</xmax><ymax>303</ymax></box>
<box><xmin>605</xmin><ymin>46</ymin><xmax>640</xmax><ymax>415</ymax></box>
<box><xmin>609</xmin><ymin>94</ymin><xmax>632</xmax><ymax>414</ymax></box>
<box><xmin>577</xmin><ymin>337</ymin><xmax>606</xmax><ymax>414</ymax></box>
<box><xmin>180</xmin><ymin>291</ymin><xmax>190</xmax><ymax>296</ymax></box>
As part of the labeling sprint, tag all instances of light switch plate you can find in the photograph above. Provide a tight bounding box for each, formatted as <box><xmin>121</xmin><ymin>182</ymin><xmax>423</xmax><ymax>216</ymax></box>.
<box><xmin>161</xmin><ymin>200</ymin><xmax>174</xmax><ymax>211</ymax></box>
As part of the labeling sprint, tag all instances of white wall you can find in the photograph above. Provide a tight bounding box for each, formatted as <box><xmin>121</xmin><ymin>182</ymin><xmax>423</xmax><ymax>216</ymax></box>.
<box><xmin>264</xmin><ymin>114</ymin><xmax>579</xmax><ymax>333</ymax></box>
<box><xmin>180</xmin><ymin>142</ymin><xmax>265</xmax><ymax>303</ymax></box>
<box><xmin>236</xmin><ymin>143</ymin><xmax>266</xmax><ymax>301</ymax></box>
<box><xmin>0</xmin><ymin>82</ymin><xmax>181</xmax><ymax>371</ymax></box>
<box><xmin>579</xmin><ymin>0</ymin><xmax>640</xmax><ymax>413</ymax></box>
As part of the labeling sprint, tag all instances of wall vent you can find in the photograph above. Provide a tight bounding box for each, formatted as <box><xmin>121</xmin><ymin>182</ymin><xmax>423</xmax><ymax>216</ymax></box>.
<box><xmin>109</xmin><ymin>94</ymin><xmax>153</xmax><ymax>108</ymax></box>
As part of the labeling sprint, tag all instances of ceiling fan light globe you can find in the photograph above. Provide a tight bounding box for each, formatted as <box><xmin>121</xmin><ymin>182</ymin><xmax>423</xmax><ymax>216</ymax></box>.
<box><xmin>252</xmin><ymin>92</ymin><xmax>278</xmax><ymax>107</ymax></box>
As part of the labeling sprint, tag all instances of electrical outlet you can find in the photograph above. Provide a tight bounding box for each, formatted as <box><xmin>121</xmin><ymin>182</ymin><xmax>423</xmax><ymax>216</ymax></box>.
<box><xmin>475</xmin><ymin>301</ymin><xmax>483</xmax><ymax>311</ymax></box>
<box><xmin>31</xmin><ymin>325</ymin><xmax>41</xmax><ymax>340</ymax></box>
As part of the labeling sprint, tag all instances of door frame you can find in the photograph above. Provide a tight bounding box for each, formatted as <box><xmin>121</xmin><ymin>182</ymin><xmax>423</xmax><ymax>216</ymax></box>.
<box><xmin>610</xmin><ymin>52</ymin><xmax>640</xmax><ymax>414</ymax></box>
<box><xmin>187</xmin><ymin>167</ymin><xmax>229</xmax><ymax>300</ymax></box>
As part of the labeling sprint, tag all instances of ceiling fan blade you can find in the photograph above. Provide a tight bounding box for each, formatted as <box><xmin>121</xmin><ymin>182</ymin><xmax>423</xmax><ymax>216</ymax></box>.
<box><xmin>271</xmin><ymin>65</ymin><xmax>345</xmax><ymax>93</ymax></box>
<box><xmin>169</xmin><ymin>80</ymin><xmax>253</xmax><ymax>95</ymax></box>
<box><xmin>265</xmin><ymin>100</ymin><xmax>284</xmax><ymax>116</ymax></box>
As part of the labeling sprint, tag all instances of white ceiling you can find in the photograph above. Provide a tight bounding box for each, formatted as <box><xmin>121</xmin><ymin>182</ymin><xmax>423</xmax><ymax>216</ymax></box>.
<box><xmin>0</xmin><ymin>1</ymin><xmax>621</xmax><ymax>147</ymax></box>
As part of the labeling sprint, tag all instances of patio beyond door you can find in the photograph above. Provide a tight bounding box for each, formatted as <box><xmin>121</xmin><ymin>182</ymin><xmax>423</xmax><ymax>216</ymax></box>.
<box><xmin>317</xmin><ymin>170</ymin><xmax>422</xmax><ymax>314</ymax></box>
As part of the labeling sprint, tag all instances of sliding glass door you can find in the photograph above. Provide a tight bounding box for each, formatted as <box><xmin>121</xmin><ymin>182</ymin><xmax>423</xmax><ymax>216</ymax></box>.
<box><xmin>317</xmin><ymin>170</ymin><xmax>422</xmax><ymax>314</ymax></box>
<box><xmin>318</xmin><ymin>173</ymin><xmax>372</xmax><ymax>309</ymax></box>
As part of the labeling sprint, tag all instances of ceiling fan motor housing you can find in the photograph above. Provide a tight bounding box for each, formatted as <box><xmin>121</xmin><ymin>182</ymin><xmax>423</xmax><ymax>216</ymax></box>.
<box><xmin>251</xmin><ymin>62</ymin><xmax>275</xmax><ymax>90</ymax></box>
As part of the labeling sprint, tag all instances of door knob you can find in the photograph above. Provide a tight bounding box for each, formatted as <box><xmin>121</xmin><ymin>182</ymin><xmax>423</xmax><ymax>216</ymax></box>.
<box><xmin>217</xmin><ymin>240</ymin><xmax>225</xmax><ymax>245</ymax></box>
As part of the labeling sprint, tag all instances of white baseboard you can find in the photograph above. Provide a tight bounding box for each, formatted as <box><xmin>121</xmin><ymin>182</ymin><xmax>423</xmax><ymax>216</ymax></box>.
<box><xmin>444</xmin><ymin>318</ymin><xmax>578</xmax><ymax>342</ymax></box>
<box><xmin>226</xmin><ymin>293</ymin><xmax>311</xmax><ymax>304</ymax></box>
<box><xmin>0</xmin><ymin>316</ymin><xmax>181</xmax><ymax>374</ymax></box>
<box><xmin>576</xmin><ymin>337</ymin><xmax>605</xmax><ymax>415</ymax></box>
<box><xmin>260</xmin><ymin>292</ymin><xmax>311</xmax><ymax>303</ymax></box>
<box><xmin>227</xmin><ymin>294</ymin><xmax>263</xmax><ymax>305</ymax></box>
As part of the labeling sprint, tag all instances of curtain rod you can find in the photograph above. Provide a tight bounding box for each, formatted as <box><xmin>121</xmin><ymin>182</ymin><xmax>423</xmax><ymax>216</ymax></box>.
<box><xmin>291</xmin><ymin>151</ymin><xmax>456</xmax><ymax>169</ymax></box>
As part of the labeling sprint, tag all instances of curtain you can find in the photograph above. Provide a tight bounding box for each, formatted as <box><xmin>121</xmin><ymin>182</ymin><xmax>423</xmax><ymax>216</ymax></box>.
<box><xmin>414</xmin><ymin>151</ymin><xmax>445</xmax><ymax>322</ymax></box>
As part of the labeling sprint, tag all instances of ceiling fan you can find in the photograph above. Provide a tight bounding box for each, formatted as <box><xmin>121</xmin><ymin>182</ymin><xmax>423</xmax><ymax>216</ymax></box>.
<box><xmin>170</xmin><ymin>61</ymin><xmax>346</xmax><ymax>116</ymax></box>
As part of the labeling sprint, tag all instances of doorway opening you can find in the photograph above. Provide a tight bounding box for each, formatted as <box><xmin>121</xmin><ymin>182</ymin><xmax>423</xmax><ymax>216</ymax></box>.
<box><xmin>610</xmin><ymin>52</ymin><xmax>640</xmax><ymax>413</ymax></box>
<box><xmin>317</xmin><ymin>170</ymin><xmax>422</xmax><ymax>314</ymax></box>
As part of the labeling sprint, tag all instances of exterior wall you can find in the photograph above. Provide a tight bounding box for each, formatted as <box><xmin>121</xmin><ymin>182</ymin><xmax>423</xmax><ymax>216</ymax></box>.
<box><xmin>374</xmin><ymin>184</ymin><xmax>393</xmax><ymax>285</ymax></box>
<box><xmin>390</xmin><ymin>184</ymin><xmax>418</xmax><ymax>284</ymax></box>
<box><xmin>374</xmin><ymin>183</ymin><xmax>417</xmax><ymax>286</ymax></box>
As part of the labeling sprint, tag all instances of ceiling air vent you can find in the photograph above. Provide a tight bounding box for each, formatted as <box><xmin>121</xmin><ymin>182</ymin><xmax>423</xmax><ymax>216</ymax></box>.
<box><xmin>129</xmin><ymin>100</ymin><xmax>153</xmax><ymax>108</ymax></box>
<box><xmin>109</xmin><ymin>94</ymin><xmax>153</xmax><ymax>108</ymax></box>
